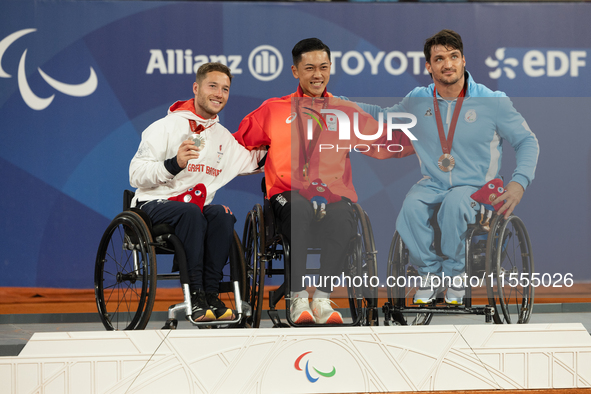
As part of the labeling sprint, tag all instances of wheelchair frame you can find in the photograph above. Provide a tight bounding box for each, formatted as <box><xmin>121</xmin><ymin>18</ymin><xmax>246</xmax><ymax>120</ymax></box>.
<box><xmin>94</xmin><ymin>190</ymin><xmax>248</xmax><ymax>330</ymax></box>
<box><xmin>242</xmin><ymin>195</ymin><xmax>379</xmax><ymax>328</ymax></box>
<box><xmin>383</xmin><ymin>213</ymin><xmax>534</xmax><ymax>325</ymax></box>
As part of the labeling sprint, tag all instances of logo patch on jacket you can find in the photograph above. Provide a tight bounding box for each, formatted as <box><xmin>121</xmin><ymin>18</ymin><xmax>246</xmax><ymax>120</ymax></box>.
<box><xmin>326</xmin><ymin>115</ymin><xmax>338</xmax><ymax>131</ymax></box>
<box><xmin>464</xmin><ymin>109</ymin><xmax>477</xmax><ymax>123</ymax></box>
<box><xmin>217</xmin><ymin>145</ymin><xmax>224</xmax><ymax>163</ymax></box>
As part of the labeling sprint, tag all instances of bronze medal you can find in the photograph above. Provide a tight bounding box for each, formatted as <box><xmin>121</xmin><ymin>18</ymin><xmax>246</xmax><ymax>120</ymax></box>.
<box><xmin>433</xmin><ymin>82</ymin><xmax>467</xmax><ymax>173</ymax></box>
<box><xmin>437</xmin><ymin>153</ymin><xmax>455</xmax><ymax>172</ymax></box>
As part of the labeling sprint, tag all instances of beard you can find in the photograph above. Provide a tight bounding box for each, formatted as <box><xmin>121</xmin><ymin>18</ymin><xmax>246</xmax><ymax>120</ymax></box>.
<box><xmin>438</xmin><ymin>64</ymin><xmax>465</xmax><ymax>86</ymax></box>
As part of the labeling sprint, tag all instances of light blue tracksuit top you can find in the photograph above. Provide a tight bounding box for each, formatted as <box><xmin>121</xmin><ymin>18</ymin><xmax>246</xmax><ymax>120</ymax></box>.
<box><xmin>356</xmin><ymin>72</ymin><xmax>539</xmax><ymax>191</ymax></box>
<box><xmin>353</xmin><ymin>72</ymin><xmax>539</xmax><ymax>277</ymax></box>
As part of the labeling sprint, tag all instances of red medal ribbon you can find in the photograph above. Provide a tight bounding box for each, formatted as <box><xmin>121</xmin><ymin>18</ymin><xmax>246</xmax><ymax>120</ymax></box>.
<box><xmin>188</xmin><ymin>119</ymin><xmax>215</xmax><ymax>134</ymax></box>
<box><xmin>432</xmin><ymin>82</ymin><xmax>467</xmax><ymax>156</ymax></box>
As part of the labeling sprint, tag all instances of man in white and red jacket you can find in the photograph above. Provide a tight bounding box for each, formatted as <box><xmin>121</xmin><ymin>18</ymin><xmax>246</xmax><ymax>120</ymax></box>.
<box><xmin>130</xmin><ymin>63</ymin><xmax>263</xmax><ymax>322</ymax></box>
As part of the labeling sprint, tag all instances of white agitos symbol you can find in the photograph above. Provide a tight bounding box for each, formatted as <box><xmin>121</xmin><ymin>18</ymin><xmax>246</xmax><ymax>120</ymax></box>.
<box><xmin>485</xmin><ymin>48</ymin><xmax>519</xmax><ymax>80</ymax></box>
<box><xmin>0</xmin><ymin>28</ymin><xmax>98</xmax><ymax>110</ymax></box>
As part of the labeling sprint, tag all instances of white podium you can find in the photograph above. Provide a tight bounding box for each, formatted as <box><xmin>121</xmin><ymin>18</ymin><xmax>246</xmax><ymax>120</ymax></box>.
<box><xmin>1</xmin><ymin>323</ymin><xmax>590</xmax><ymax>393</ymax></box>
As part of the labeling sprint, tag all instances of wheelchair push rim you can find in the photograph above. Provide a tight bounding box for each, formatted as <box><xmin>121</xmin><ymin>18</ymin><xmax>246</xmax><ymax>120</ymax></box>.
<box><xmin>486</xmin><ymin>214</ymin><xmax>534</xmax><ymax>324</ymax></box>
<box><xmin>347</xmin><ymin>204</ymin><xmax>379</xmax><ymax>326</ymax></box>
<box><xmin>94</xmin><ymin>211</ymin><xmax>157</xmax><ymax>331</ymax></box>
<box><xmin>385</xmin><ymin>231</ymin><xmax>434</xmax><ymax>326</ymax></box>
<box><xmin>242</xmin><ymin>204</ymin><xmax>266</xmax><ymax>328</ymax></box>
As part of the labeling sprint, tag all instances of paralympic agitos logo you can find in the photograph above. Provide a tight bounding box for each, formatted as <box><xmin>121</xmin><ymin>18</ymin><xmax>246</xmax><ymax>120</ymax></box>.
<box><xmin>294</xmin><ymin>351</ymin><xmax>336</xmax><ymax>383</ymax></box>
<box><xmin>0</xmin><ymin>28</ymin><xmax>97</xmax><ymax>110</ymax></box>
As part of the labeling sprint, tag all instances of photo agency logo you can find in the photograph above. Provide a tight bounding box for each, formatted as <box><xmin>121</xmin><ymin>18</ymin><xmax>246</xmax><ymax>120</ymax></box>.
<box><xmin>306</xmin><ymin>108</ymin><xmax>418</xmax><ymax>153</ymax></box>
<box><xmin>0</xmin><ymin>28</ymin><xmax>98</xmax><ymax>110</ymax></box>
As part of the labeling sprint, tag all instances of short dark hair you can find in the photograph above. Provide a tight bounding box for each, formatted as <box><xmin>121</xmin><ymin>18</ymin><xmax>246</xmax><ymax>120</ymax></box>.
<box><xmin>292</xmin><ymin>38</ymin><xmax>331</xmax><ymax>66</ymax></box>
<box><xmin>424</xmin><ymin>30</ymin><xmax>464</xmax><ymax>64</ymax></box>
<box><xmin>195</xmin><ymin>62</ymin><xmax>233</xmax><ymax>84</ymax></box>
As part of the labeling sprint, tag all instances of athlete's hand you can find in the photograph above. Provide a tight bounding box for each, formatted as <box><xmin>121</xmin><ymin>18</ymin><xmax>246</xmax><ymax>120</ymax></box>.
<box><xmin>176</xmin><ymin>139</ymin><xmax>202</xmax><ymax>168</ymax></box>
<box><xmin>491</xmin><ymin>181</ymin><xmax>524</xmax><ymax>220</ymax></box>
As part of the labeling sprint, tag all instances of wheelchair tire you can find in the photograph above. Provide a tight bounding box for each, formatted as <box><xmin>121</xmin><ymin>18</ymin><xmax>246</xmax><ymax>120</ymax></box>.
<box><xmin>242</xmin><ymin>204</ymin><xmax>266</xmax><ymax>328</ymax></box>
<box><xmin>217</xmin><ymin>230</ymin><xmax>248</xmax><ymax>328</ymax></box>
<box><xmin>485</xmin><ymin>214</ymin><xmax>534</xmax><ymax>324</ymax></box>
<box><xmin>386</xmin><ymin>232</ymin><xmax>433</xmax><ymax>326</ymax></box>
<box><xmin>94</xmin><ymin>211</ymin><xmax>157</xmax><ymax>330</ymax></box>
<box><xmin>347</xmin><ymin>204</ymin><xmax>379</xmax><ymax>326</ymax></box>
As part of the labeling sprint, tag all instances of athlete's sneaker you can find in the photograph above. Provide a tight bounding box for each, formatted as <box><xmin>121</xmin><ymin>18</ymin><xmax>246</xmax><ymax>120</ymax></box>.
<box><xmin>445</xmin><ymin>274</ymin><xmax>466</xmax><ymax>305</ymax></box>
<box><xmin>413</xmin><ymin>274</ymin><xmax>443</xmax><ymax>304</ymax></box>
<box><xmin>191</xmin><ymin>290</ymin><xmax>216</xmax><ymax>322</ymax></box>
<box><xmin>206</xmin><ymin>292</ymin><xmax>235</xmax><ymax>320</ymax></box>
<box><xmin>290</xmin><ymin>297</ymin><xmax>315</xmax><ymax>324</ymax></box>
<box><xmin>311</xmin><ymin>298</ymin><xmax>343</xmax><ymax>325</ymax></box>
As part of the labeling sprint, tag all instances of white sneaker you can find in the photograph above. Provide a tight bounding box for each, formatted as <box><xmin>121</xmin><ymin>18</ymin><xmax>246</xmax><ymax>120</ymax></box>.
<box><xmin>311</xmin><ymin>298</ymin><xmax>343</xmax><ymax>325</ymax></box>
<box><xmin>445</xmin><ymin>274</ymin><xmax>466</xmax><ymax>305</ymax></box>
<box><xmin>290</xmin><ymin>297</ymin><xmax>315</xmax><ymax>324</ymax></box>
<box><xmin>413</xmin><ymin>274</ymin><xmax>443</xmax><ymax>304</ymax></box>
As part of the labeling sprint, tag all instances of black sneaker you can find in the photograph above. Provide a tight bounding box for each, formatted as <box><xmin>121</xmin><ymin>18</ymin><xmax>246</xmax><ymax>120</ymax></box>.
<box><xmin>191</xmin><ymin>290</ymin><xmax>216</xmax><ymax>322</ymax></box>
<box><xmin>206</xmin><ymin>292</ymin><xmax>235</xmax><ymax>321</ymax></box>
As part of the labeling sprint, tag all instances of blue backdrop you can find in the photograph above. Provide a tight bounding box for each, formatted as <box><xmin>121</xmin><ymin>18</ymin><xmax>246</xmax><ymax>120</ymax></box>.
<box><xmin>1</xmin><ymin>0</ymin><xmax>590</xmax><ymax>288</ymax></box>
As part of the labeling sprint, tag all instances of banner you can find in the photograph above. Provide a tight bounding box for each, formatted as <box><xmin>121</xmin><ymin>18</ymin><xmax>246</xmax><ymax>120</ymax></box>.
<box><xmin>1</xmin><ymin>0</ymin><xmax>590</xmax><ymax>288</ymax></box>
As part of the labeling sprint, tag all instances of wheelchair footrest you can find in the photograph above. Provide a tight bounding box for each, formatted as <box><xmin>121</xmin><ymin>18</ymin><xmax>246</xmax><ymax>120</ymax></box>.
<box><xmin>383</xmin><ymin>302</ymin><xmax>495</xmax><ymax>316</ymax></box>
<box><xmin>162</xmin><ymin>318</ymin><xmax>178</xmax><ymax>330</ymax></box>
<box><xmin>268</xmin><ymin>309</ymin><xmax>289</xmax><ymax>328</ymax></box>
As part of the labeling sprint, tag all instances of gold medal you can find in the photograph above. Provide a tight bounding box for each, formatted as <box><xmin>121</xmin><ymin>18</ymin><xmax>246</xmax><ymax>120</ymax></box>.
<box><xmin>437</xmin><ymin>153</ymin><xmax>455</xmax><ymax>172</ymax></box>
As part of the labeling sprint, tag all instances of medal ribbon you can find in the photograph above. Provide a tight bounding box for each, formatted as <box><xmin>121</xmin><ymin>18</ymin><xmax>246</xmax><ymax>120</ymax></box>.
<box><xmin>432</xmin><ymin>82</ymin><xmax>467</xmax><ymax>156</ymax></box>
<box><xmin>188</xmin><ymin>119</ymin><xmax>215</xmax><ymax>134</ymax></box>
<box><xmin>294</xmin><ymin>85</ymin><xmax>329</xmax><ymax>179</ymax></box>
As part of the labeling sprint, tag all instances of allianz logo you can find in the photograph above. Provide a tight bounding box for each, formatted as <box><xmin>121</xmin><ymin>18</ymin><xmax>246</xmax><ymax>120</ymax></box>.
<box><xmin>486</xmin><ymin>47</ymin><xmax>587</xmax><ymax>79</ymax></box>
<box><xmin>146</xmin><ymin>45</ymin><xmax>283</xmax><ymax>82</ymax></box>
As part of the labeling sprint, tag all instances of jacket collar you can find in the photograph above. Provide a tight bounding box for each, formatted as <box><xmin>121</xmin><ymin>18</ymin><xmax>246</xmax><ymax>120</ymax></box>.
<box><xmin>168</xmin><ymin>98</ymin><xmax>219</xmax><ymax>127</ymax></box>
<box><xmin>294</xmin><ymin>84</ymin><xmax>331</xmax><ymax>98</ymax></box>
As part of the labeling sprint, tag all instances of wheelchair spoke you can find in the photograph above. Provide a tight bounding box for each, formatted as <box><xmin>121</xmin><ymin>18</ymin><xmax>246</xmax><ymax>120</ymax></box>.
<box><xmin>95</xmin><ymin>212</ymin><xmax>156</xmax><ymax>331</ymax></box>
<box><xmin>488</xmin><ymin>215</ymin><xmax>533</xmax><ymax>324</ymax></box>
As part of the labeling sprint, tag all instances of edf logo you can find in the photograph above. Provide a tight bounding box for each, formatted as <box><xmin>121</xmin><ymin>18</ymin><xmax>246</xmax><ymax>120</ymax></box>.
<box><xmin>486</xmin><ymin>47</ymin><xmax>587</xmax><ymax>79</ymax></box>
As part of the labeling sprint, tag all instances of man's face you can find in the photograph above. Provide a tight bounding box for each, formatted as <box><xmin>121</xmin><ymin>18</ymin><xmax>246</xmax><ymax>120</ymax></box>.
<box><xmin>193</xmin><ymin>71</ymin><xmax>230</xmax><ymax>119</ymax></box>
<box><xmin>291</xmin><ymin>50</ymin><xmax>331</xmax><ymax>97</ymax></box>
<box><xmin>425</xmin><ymin>45</ymin><xmax>466</xmax><ymax>87</ymax></box>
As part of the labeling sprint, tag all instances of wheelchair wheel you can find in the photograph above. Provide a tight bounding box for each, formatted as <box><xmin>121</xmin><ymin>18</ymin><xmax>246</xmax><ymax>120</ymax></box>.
<box><xmin>486</xmin><ymin>214</ymin><xmax>534</xmax><ymax>324</ymax></box>
<box><xmin>215</xmin><ymin>230</ymin><xmax>248</xmax><ymax>328</ymax></box>
<box><xmin>386</xmin><ymin>232</ymin><xmax>433</xmax><ymax>326</ymax></box>
<box><xmin>242</xmin><ymin>204</ymin><xmax>266</xmax><ymax>328</ymax></box>
<box><xmin>95</xmin><ymin>211</ymin><xmax>157</xmax><ymax>330</ymax></box>
<box><xmin>347</xmin><ymin>204</ymin><xmax>379</xmax><ymax>326</ymax></box>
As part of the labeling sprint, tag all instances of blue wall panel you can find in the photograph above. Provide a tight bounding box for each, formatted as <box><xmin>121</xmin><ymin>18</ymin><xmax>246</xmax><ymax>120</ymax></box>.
<box><xmin>1</xmin><ymin>0</ymin><xmax>590</xmax><ymax>287</ymax></box>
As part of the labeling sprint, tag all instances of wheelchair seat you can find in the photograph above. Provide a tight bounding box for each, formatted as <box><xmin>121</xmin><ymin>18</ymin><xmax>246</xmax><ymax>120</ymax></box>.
<box><xmin>384</xmin><ymin>208</ymin><xmax>534</xmax><ymax>326</ymax></box>
<box><xmin>242</xmin><ymin>180</ymin><xmax>379</xmax><ymax>328</ymax></box>
<box><xmin>94</xmin><ymin>190</ymin><xmax>248</xmax><ymax>330</ymax></box>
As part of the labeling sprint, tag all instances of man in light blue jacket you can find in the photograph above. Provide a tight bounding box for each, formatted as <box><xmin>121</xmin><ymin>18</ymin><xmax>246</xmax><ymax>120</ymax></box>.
<box><xmin>354</xmin><ymin>30</ymin><xmax>539</xmax><ymax>305</ymax></box>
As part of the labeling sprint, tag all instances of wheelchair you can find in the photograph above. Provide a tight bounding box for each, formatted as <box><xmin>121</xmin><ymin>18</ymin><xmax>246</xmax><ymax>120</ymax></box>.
<box><xmin>94</xmin><ymin>190</ymin><xmax>248</xmax><ymax>330</ymax></box>
<box><xmin>383</xmin><ymin>209</ymin><xmax>534</xmax><ymax>326</ymax></box>
<box><xmin>241</xmin><ymin>181</ymin><xmax>379</xmax><ymax>328</ymax></box>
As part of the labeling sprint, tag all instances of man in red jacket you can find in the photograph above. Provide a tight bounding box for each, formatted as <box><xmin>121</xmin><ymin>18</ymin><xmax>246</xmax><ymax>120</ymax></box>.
<box><xmin>234</xmin><ymin>38</ymin><xmax>414</xmax><ymax>324</ymax></box>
